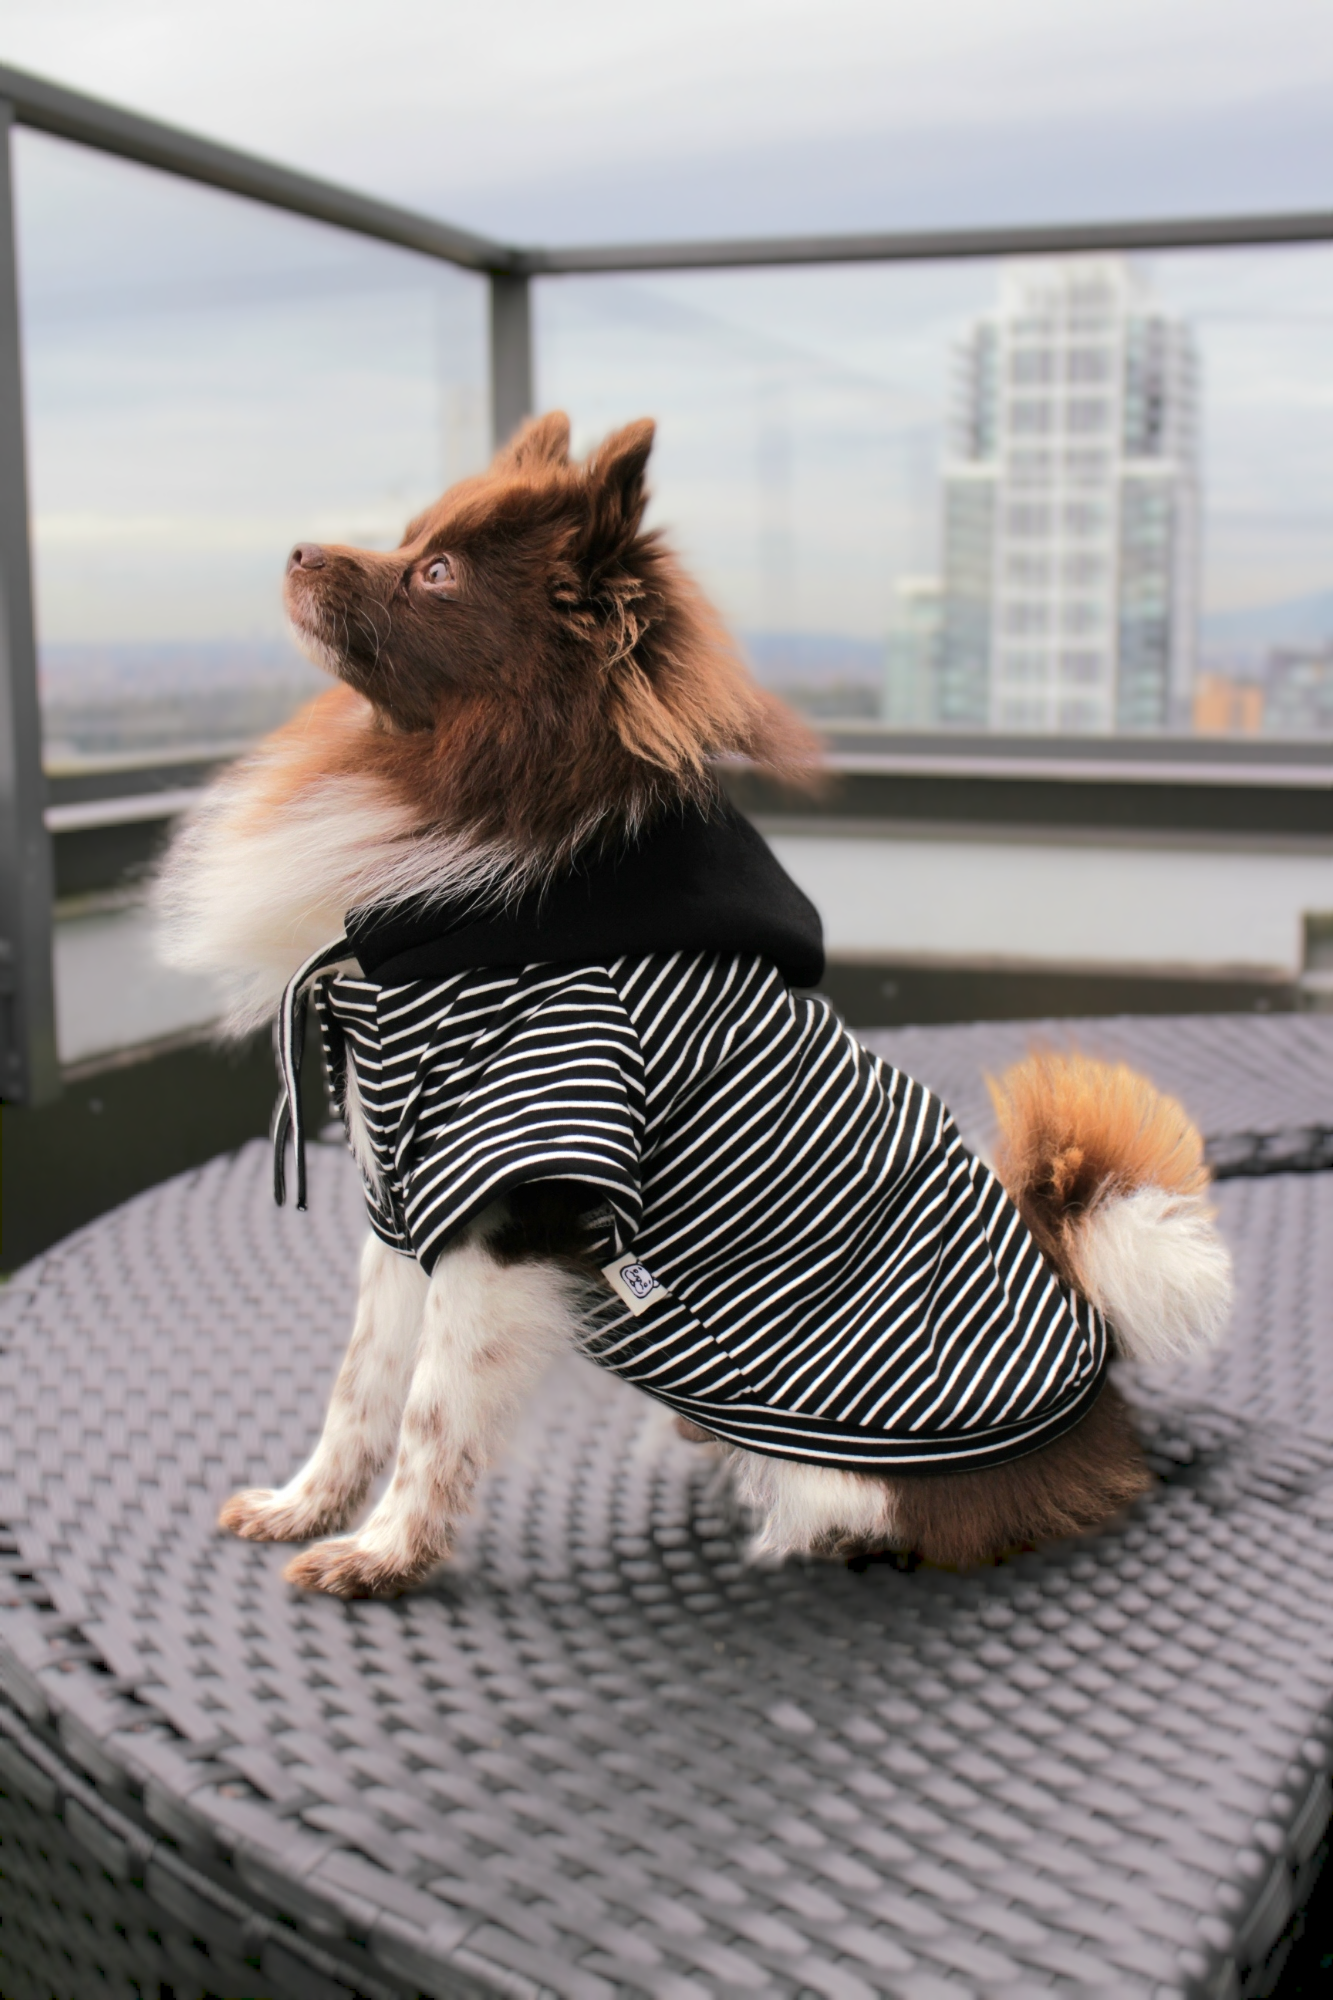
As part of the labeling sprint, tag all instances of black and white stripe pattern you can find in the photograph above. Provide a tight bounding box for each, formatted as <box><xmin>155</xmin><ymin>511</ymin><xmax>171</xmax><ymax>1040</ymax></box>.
<box><xmin>314</xmin><ymin>952</ymin><xmax>1108</xmax><ymax>1472</ymax></box>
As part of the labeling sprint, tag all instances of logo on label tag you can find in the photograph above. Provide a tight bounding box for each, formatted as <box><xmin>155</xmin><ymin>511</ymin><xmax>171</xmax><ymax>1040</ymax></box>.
<box><xmin>602</xmin><ymin>1255</ymin><xmax>669</xmax><ymax>1316</ymax></box>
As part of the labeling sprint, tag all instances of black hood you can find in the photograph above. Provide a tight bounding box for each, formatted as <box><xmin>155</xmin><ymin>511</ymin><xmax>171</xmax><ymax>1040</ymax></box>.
<box><xmin>346</xmin><ymin>803</ymin><xmax>825</xmax><ymax>989</ymax></box>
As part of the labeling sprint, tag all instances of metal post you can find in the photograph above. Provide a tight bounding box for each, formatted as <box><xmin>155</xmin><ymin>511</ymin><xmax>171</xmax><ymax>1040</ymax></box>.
<box><xmin>0</xmin><ymin>100</ymin><xmax>58</xmax><ymax>1105</ymax></box>
<box><xmin>489</xmin><ymin>273</ymin><xmax>534</xmax><ymax>449</ymax></box>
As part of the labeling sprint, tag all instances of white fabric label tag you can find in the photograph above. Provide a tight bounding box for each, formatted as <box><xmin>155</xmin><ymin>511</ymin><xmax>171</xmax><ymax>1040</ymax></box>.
<box><xmin>602</xmin><ymin>1255</ymin><xmax>669</xmax><ymax>1316</ymax></box>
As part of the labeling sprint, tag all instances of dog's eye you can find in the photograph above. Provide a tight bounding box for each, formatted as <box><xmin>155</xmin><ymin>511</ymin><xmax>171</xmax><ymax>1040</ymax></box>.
<box><xmin>421</xmin><ymin>555</ymin><xmax>457</xmax><ymax>592</ymax></box>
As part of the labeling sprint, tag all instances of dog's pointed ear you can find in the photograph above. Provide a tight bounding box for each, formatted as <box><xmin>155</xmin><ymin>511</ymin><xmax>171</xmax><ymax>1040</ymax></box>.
<box><xmin>494</xmin><ymin>410</ymin><xmax>571</xmax><ymax>472</ymax></box>
<box><xmin>581</xmin><ymin>419</ymin><xmax>655</xmax><ymax>566</ymax></box>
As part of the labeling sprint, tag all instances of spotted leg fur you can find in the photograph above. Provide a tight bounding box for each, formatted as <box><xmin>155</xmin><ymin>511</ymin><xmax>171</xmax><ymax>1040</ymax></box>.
<box><xmin>283</xmin><ymin>1222</ymin><xmax>580</xmax><ymax>1597</ymax></box>
<box><xmin>219</xmin><ymin>1232</ymin><xmax>428</xmax><ymax>1543</ymax></box>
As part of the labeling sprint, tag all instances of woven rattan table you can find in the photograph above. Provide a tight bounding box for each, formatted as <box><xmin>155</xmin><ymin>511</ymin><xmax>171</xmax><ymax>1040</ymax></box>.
<box><xmin>2</xmin><ymin>1014</ymin><xmax>1332</xmax><ymax>2000</ymax></box>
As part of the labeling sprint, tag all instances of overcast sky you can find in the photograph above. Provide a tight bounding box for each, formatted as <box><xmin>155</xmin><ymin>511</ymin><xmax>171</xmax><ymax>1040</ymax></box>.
<box><xmin>5</xmin><ymin>1</ymin><xmax>1332</xmax><ymax>666</ymax></box>
<box><xmin>2</xmin><ymin>0</ymin><xmax>1332</xmax><ymax>244</ymax></box>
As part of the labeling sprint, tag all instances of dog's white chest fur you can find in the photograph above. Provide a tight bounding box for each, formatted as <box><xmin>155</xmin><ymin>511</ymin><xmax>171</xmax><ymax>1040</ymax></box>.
<box><xmin>154</xmin><ymin>757</ymin><xmax>515</xmax><ymax>1039</ymax></box>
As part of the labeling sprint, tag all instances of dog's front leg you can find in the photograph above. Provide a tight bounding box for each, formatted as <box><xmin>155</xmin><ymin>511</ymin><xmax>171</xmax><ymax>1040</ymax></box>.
<box><xmin>283</xmin><ymin>1228</ymin><xmax>576</xmax><ymax>1597</ymax></box>
<box><xmin>219</xmin><ymin>1233</ymin><xmax>427</xmax><ymax>1542</ymax></box>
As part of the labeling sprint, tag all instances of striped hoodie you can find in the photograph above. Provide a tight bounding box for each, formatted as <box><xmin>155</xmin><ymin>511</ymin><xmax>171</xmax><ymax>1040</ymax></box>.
<box><xmin>283</xmin><ymin>807</ymin><xmax>1108</xmax><ymax>1472</ymax></box>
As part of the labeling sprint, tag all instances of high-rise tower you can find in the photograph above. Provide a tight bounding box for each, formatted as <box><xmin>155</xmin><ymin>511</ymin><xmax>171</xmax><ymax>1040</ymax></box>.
<box><xmin>936</xmin><ymin>258</ymin><xmax>1198</xmax><ymax>734</ymax></box>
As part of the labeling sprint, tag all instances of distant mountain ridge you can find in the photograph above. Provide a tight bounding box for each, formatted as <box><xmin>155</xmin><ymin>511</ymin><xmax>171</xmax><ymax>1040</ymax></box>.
<box><xmin>39</xmin><ymin>638</ymin><xmax>325</xmax><ymax>761</ymax></box>
<box><xmin>741</xmin><ymin>630</ymin><xmax>885</xmax><ymax>689</ymax></box>
<box><xmin>1200</xmin><ymin>588</ymin><xmax>1333</xmax><ymax>661</ymax></box>
<box><xmin>39</xmin><ymin>637</ymin><xmax>322</xmax><ymax>698</ymax></box>
<box><xmin>745</xmin><ymin>596</ymin><xmax>1333</xmax><ymax>690</ymax></box>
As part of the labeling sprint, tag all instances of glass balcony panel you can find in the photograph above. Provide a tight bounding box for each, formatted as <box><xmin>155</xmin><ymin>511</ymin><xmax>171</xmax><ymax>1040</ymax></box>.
<box><xmin>14</xmin><ymin>129</ymin><xmax>490</xmax><ymax>772</ymax></box>
<box><xmin>534</xmin><ymin>247</ymin><xmax>1333</xmax><ymax>740</ymax></box>
<box><xmin>13</xmin><ymin>130</ymin><xmax>489</xmax><ymax>1062</ymax></box>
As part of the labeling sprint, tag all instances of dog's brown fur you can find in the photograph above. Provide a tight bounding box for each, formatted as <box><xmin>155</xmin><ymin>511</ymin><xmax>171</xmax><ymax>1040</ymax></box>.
<box><xmin>879</xmin><ymin>1380</ymin><xmax>1150</xmax><ymax>1568</ymax></box>
<box><xmin>989</xmin><ymin>1051</ymin><xmax>1207</xmax><ymax>1291</ymax></box>
<box><xmin>279</xmin><ymin>412</ymin><xmax>817</xmax><ymax>871</ymax></box>
<box><xmin>855</xmin><ymin>1052</ymin><xmax>1208</xmax><ymax>1565</ymax></box>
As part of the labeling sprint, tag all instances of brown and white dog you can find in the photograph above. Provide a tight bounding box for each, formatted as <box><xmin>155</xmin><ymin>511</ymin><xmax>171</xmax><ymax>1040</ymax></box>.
<box><xmin>157</xmin><ymin>413</ymin><xmax>1231</xmax><ymax>1596</ymax></box>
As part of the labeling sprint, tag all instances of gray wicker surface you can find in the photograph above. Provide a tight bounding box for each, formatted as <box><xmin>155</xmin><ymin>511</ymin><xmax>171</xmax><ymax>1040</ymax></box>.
<box><xmin>1</xmin><ymin>1015</ymin><xmax>1332</xmax><ymax>2000</ymax></box>
<box><xmin>862</xmin><ymin>1014</ymin><xmax>1333</xmax><ymax>1155</ymax></box>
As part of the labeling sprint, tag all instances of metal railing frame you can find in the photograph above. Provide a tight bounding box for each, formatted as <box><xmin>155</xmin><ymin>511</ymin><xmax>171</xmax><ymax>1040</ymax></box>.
<box><xmin>1</xmin><ymin>59</ymin><xmax>1331</xmax><ymax>1101</ymax></box>
<box><xmin>0</xmin><ymin>96</ymin><xmax>56</xmax><ymax>1104</ymax></box>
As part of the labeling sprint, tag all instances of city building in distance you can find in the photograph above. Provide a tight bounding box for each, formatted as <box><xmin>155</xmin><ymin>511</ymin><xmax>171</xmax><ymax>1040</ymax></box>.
<box><xmin>1263</xmin><ymin>642</ymin><xmax>1333</xmax><ymax>736</ymax></box>
<box><xmin>934</xmin><ymin>257</ymin><xmax>1198</xmax><ymax>734</ymax></box>
<box><xmin>884</xmin><ymin>575</ymin><xmax>943</xmax><ymax>726</ymax></box>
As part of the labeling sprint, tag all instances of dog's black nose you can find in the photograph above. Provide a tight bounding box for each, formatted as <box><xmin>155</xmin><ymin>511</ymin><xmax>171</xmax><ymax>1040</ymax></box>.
<box><xmin>288</xmin><ymin>544</ymin><xmax>327</xmax><ymax>571</ymax></box>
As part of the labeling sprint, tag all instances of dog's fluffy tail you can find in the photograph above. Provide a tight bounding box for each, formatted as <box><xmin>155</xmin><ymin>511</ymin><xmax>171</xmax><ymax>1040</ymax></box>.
<box><xmin>988</xmin><ymin>1052</ymin><xmax>1233</xmax><ymax>1366</ymax></box>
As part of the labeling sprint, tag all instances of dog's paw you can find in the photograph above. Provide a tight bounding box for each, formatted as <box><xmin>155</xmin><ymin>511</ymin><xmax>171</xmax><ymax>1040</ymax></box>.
<box><xmin>282</xmin><ymin>1535</ymin><xmax>442</xmax><ymax>1599</ymax></box>
<box><xmin>218</xmin><ymin>1487</ymin><xmax>349</xmax><ymax>1543</ymax></box>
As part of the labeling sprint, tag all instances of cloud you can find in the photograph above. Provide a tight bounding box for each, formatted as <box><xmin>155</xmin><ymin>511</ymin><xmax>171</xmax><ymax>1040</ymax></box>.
<box><xmin>5</xmin><ymin>1</ymin><xmax>1332</xmax><ymax>649</ymax></box>
<box><xmin>2</xmin><ymin>0</ymin><xmax>1331</xmax><ymax>238</ymax></box>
